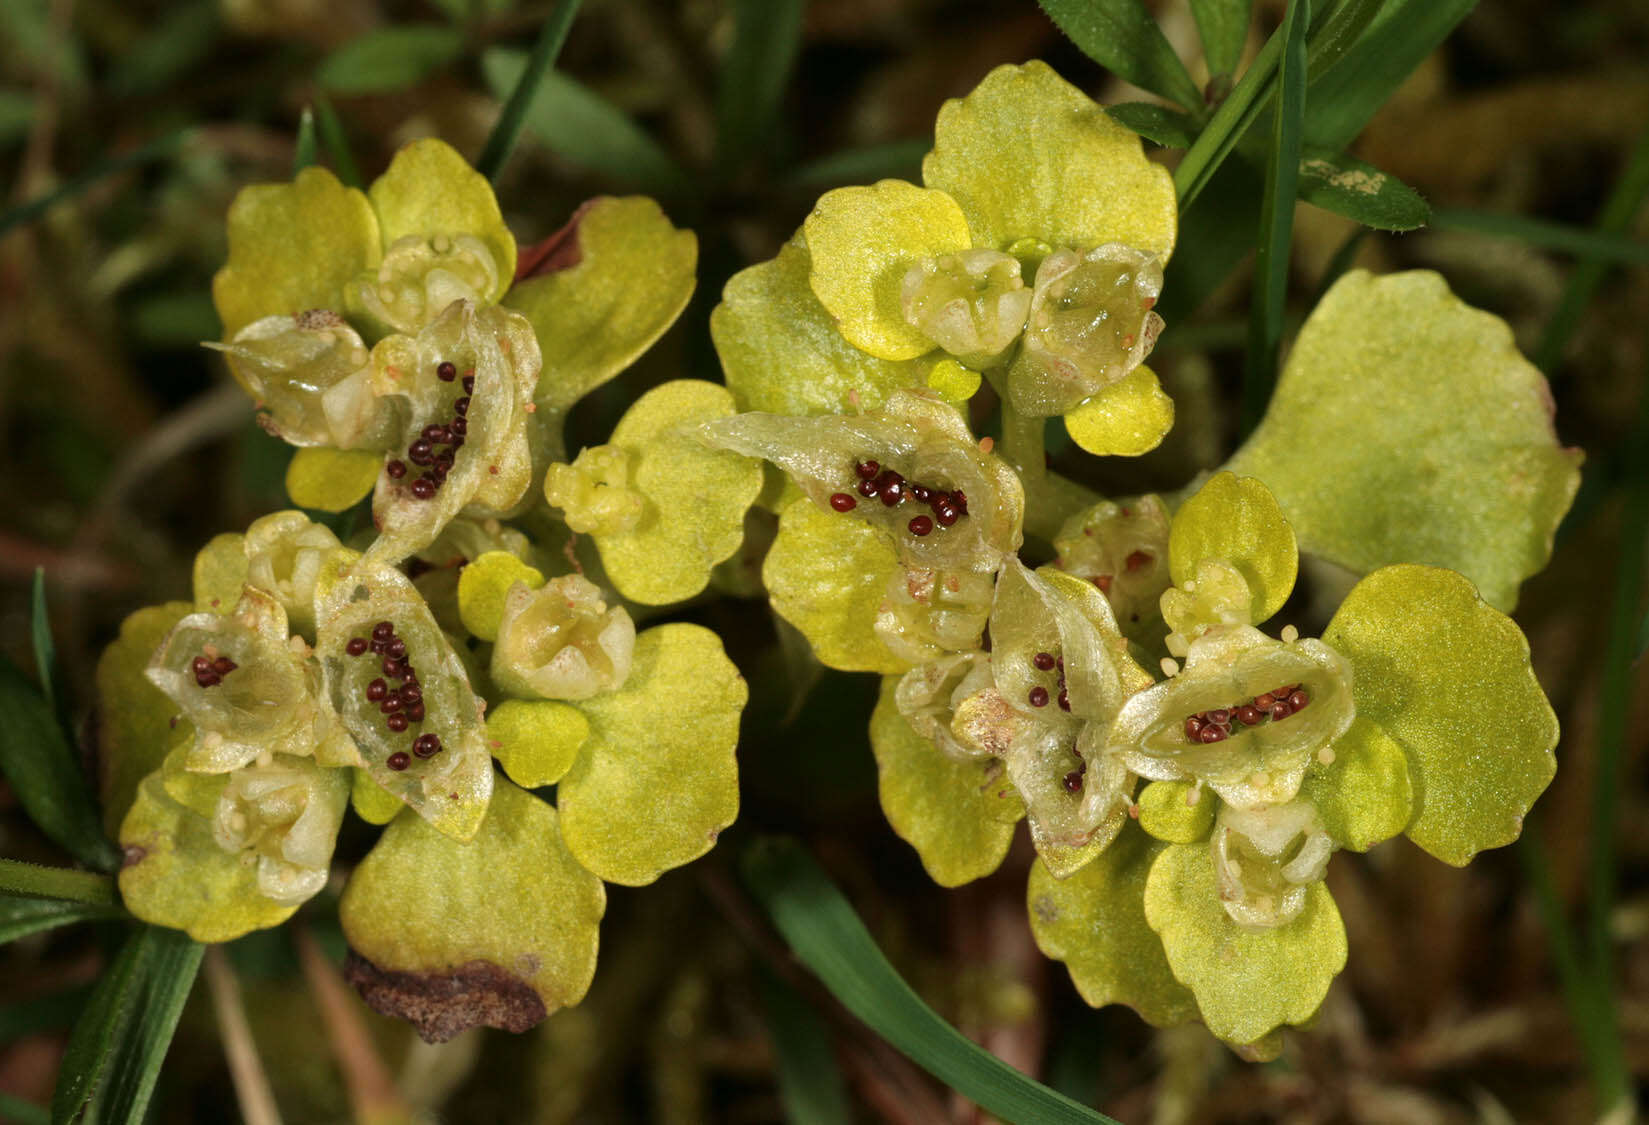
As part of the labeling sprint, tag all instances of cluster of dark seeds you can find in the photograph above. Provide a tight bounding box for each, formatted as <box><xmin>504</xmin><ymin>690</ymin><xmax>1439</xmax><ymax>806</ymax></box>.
<box><xmin>191</xmin><ymin>653</ymin><xmax>237</xmax><ymax>688</ymax></box>
<box><xmin>827</xmin><ymin>460</ymin><xmax>969</xmax><ymax>537</ymax></box>
<box><xmin>386</xmin><ymin>361</ymin><xmax>474</xmax><ymax>501</ymax></box>
<box><xmin>1183</xmin><ymin>684</ymin><xmax>1310</xmax><ymax>744</ymax></box>
<box><xmin>344</xmin><ymin>620</ymin><xmax>443</xmax><ymax>770</ymax></box>
<box><xmin>1027</xmin><ymin>650</ymin><xmax>1072</xmax><ymax>713</ymax></box>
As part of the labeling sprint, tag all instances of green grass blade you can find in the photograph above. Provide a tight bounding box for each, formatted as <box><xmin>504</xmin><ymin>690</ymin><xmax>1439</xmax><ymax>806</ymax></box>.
<box><xmin>1038</xmin><ymin>0</ymin><xmax>1204</xmax><ymax>113</ymax></box>
<box><xmin>788</xmin><ymin>138</ymin><xmax>931</xmax><ymax>188</ymax></box>
<box><xmin>52</xmin><ymin>930</ymin><xmax>150</xmax><ymax>1125</ymax></box>
<box><xmin>312</xmin><ymin>95</ymin><xmax>361</xmax><ymax>188</ymax></box>
<box><xmin>1173</xmin><ymin>17</ymin><xmax>1282</xmax><ymax>206</ymax></box>
<box><xmin>715</xmin><ymin>0</ymin><xmax>805</xmax><ymax>173</ymax></box>
<box><xmin>88</xmin><ymin>930</ymin><xmax>205</xmax><ymax>1125</ymax></box>
<box><xmin>481</xmin><ymin>48</ymin><xmax>689</xmax><ymax>195</ymax></box>
<box><xmin>315</xmin><ymin>26</ymin><xmax>463</xmax><ymax>96</ymax></box>
<box><xmin>0</xmin><ymin>663</ymin><xmax>121</xmax><ymax>872</ymax></box>
<box><xmin>1105</xmin><ymin>102</ymin><xmax>1200</xmax><ymax>149</ymax></box>
<box><xmin>0</xmin><ymin>129</ymin><xmax>189</xmax><ymax>240</ymax></box>
<box><xmin>0</xmin><ymin>860</ymin><xmax>116</xmax><ymax>907</ymax></box>
<box><xmin>1432</xmin><ymin>207</ymin><xmax>1649</xmax><ymax>265</ymax></box>
<box><xmin>1298</xmin><ymin>145</ymin><xmax>1428</xmax><ymax>230</ymax></box>
<box><xmin>1190</xmin><ymin>0</ymin><xmax>1253</xmax><ymax>78</ymax></box>
<box><xmin>293</xmin><ymin>106</ymin><xmax>318</xmax><ymax>175</ymax></box>
<box><xmin>1303</xmin><ymin>0</ymin><xmax>1476</xmax><ymax>147</ymax></box>
<box><xmin>474</xmin><ymin>0</ymin><xmax>584</xmax><ymax>183</ymax></box>
<box><xmin>0</xmin><ymin>1092</ymin><xmax>49</xmax><ymax>1125</ymax></box>
<box><xmin>0</xmin><ymin>896</ymin><xmax>122</xmax><ymax>945</ymax></box>
<box><xmin>31</xmin><ymin>567</ymin><xmax>56</xmax><ymax>719</ymax></box>
<box><xmin>1241</xmin><ymin>0</ymin><xmax>1308</xmax><ymax>436</ymax></box>
<box><xmin>743</xmin><ymin>838</ymin><xmax>1119</xmax><ymax>1125</ymax></box>
<box><xmin>756</xmin><ymin>965</ymin><xmax>853</xmax><ymax>1125</ymax></box>
<box><xmin>1533</xmin><ymin>124</ymin><xmax>1649</xmax><ymax>374</ymax></box>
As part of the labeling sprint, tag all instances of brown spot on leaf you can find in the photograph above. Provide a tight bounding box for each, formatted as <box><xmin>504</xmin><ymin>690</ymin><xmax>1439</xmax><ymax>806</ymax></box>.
<box><xmin>513</xmin><ymin>199</ymin><xmax>599</xmax><ymax>282</ymax></box>
<box><xmin>344</xmin><ymin>951</ymin><xmax>547</xmax><ymax>1043</ymax></box>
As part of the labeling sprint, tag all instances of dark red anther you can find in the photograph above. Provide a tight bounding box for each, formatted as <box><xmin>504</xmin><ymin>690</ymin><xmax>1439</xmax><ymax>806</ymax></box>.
<box><xmin>212</xmin><ymin>657</ymin><xmax>237</xmax><ymax>675</ymax></box>
<box><xmin>386</xmin><ymin>460</ymin><xmax>407</xmax><ymax>479</ymax></box>
<box><xmin>366</xmin><ymin>678</ymin><xmax>388</xmax><ymax>702</ymax></box>
<box><xmin>386</xmin><ymin>713</ymin><xmax>409</xmax><ymax>733</ymax></box>
<box><xmin>933</xmin><ymin>502</ymin><xmax>959</xmax><ymax>527</ymax></box>
<box><xmin>1058</xmin><ymin>689</ymin><xmax>1070</xmax><ymax>711</ymax></box>
<box><xmin>1033</xmin><ymin>652</ymin><xmax>1056</xmax><ymax>671</ymax></box>
<box><xmin>1199</xmin><ymin>725</ymin><xmax>1227</xmax><ymax>743</ymax></box>
<box><xmin>437</xmin><ymin>361</ymin><xmax>457</xmax><ymax>382</ymax></box>
<box><xmin>409</xmin><ymin>439</ymin><xmax>434</xmax><ymax>465</ymax></box>
<box><xmin>1270</xmin><ymin>700</ymin><xmax>1293</xmax><ymax>720</ymax></box>
<box><xmin>413</xmin><ymin>733</ymin><xmax>442</xmax><ymax>758</ymax></box>
<box><xmin>346</xmin><ymin>637</ymin><xmax>368</xmax><ymax>657</ymax></box>
<box><xmin>1254</xmin><ymin>692</ymin><xmax>1275</xmax><ymax>709</ymax></box>
<box><xmin>829</xmin><ymin>492</ymin><xmax>857</xmax><ymax>512</ymax></box>
<box><xmin>384</xmin><ymin>639</ymin><xmax>405</xmax><ymax>660</ymax></box>
<box><xmin>454</xmin><ymin>396</ymin><xmax>470</xmax><ymax>416</ymax></box>
<box><xmin>1208</xmin><ymin>708</ymin><xmax>1231</xmax><ymax>725</ymax></box>
<box><xmin>192</xmin><ymin>656</ymin><xmax>211</xmax><ymax>676</ymax></box>
<box><xmin>450</xmin><ymin>416</ymin><xmax>467</xmax><ymax>437</ymax></box>
<box><xmin>908</xmin><ymin>515</ymin><xmax>933</xmax><ymax>536</ymax></box>
<box><xmin>856</xmin><ymin>477</ymin><xmax>881</xmax><ymax>498</ymax></box>
<box><xmin>372</xmin><ymin>622</ymin><xmax>394</xmax><ymax>642</ymax></box>
<box><xmin>400</xmin><ymin>684</ymin><xmax>423</xmax><ymax>705</ymax></box>
<box><xmin>406</xmin><ymin>702</ymin><xmax>426</xmax><ymax>722</ymax></box>
<box><xmin>1184</xmin><ymin>716</ymin><xmax>1204</xmax><ymax>740</ymax></box>
<box><xmin>1288</xmin><ymin>690</ymin><xmax>1308</xmax><ymax>710</ymax></box>
<box><xmin>855</xmin><ymin>460</ymin><xmax>879</xmax><ymax>480</ymax></box>
<box><xmin>1062</xmin><ymin>770</ymin><xmax>1084</xmax><ymax>793</ymax></box>
<box><xmin>195</xmin><ymin>668</ymin><xmax>221</xmax><ymax>687</ymax></box>
<box><xmin>1028</xmin><ymin>686</ymin><xmax>1049</xmax><ymax>708</ymax></box>
<box><xmin>461</xmin><ymin>375</ymin><xmax>475</xmax><ymax>393</ymax></box>
<box><xmin>382</xmin><ymin>658</ymin><xmax>405</xmax><ymax>679</ymax></box>
<box><xmin>909</xmin><ymin>483</ymin><xmax>932</xmax><ymax>503</ymax></box>
<box><xmin>387</xmin><ymin>751</ymin><xmax>412</xmax><ymax>770</ymax></box>
<box><xmin>877</xmin><ymin>473</ymin><xmax>905</xmax><ymax>507</ymax></box>
<box><xmin>949</xmin><ymin>490</ymin><xmax>968</xmax><ymax>515</ymax></box>
<box><xmin>412</xmin><ymin>477</ymin><xmax>437</xmax><ymax>499</ymax></box>
<box><xmin>1236</xmin><ymin>705</ymin><xmax>1262</xmax><ymax>726</ymax></box>
<box><xmin>380</xmin><ymin>691</ymin><xmax>403</xmax><ymax>714</ymax></box>
<box><xmin>1125</xmin><ymin>550</ymin><xmax>1153</xmax><ymax>572</ymax></box>
<box><xmin>422</xmin><ymin>423</ymin><xmax>449</xmax><ymax>443</ymax></box>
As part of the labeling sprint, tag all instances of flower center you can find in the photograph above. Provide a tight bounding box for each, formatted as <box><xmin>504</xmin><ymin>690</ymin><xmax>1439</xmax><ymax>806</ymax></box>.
<box><xmin>1182</xmin><ymin>684</ymin><xmax>1311</xmax><ymax>744</ymax></box>
<box><xmin>191</xmin><ymin>650</ymin><xmax>238</xmax><ymax>688</ymax></box>
<box><xmin>345</xmin><ymin>618</ymin><xmax>444</xmax><ymax>769</ymax></box>
<box><xmin>386</xmin><ymin>361</ymin><xmax>472</xmax><ymax>501</ymax></box>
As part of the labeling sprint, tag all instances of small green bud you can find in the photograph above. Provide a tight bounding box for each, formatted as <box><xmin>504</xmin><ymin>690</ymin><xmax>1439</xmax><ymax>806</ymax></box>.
<box><xmin>926</xmin><ymin>358</ymin><xmax>983</xmax><ymax>403</ymax></box>
<box><xmin>243</xmin><ymin>510</ymin><xmax>345</xmax><ymax>638</ymax></box>
<box><xmin>900</xmin><ymin>249</ymin><xmax>1031</xmax><ymax>367</ymax></box>
<box><xmin>1053</xmin><ymin>495</ymin><xmax>1171</xmax><ymax>643</ymax></box>
<box><xmin>1160</xmin><ymin>557</ymin><xmax>1253</xmax><ymax>659</ymax></box>
<box><xmin>894</xmin><ymin>652</ymin><xmax>997</xmax><ymax>762</ymax></box>
<box><xmin>873</xmin><ymin>566</ymin><xmax>994</xmax><ymax>666</ymax></box>
<box><xmin>1211</xmin><ymin>800</ymin><xmax>1334</xmax><ymax>930</ymax></box>
<box><xmin>212</xmin><ymin>755</ymin><xmax>352</xmax><ymax>905</ymax></box>
<box><xmin>353</xmin><ymin>233</ymin><xmax>502</xmax><ymax>336</ymax></box>
<box><xmin>543</xmin><ymin>445</ymin><xmax>644</xmax><ymax>535</ymax></box>
<box><xmin>1009</xmin><ymin>244</ymin><xmax>1164</xmax><ymax>417</ymax></box>
<box><xmin>491</xmin><ymin>575</ymin><xmax>635</xmax><ymax>701</ymax></box>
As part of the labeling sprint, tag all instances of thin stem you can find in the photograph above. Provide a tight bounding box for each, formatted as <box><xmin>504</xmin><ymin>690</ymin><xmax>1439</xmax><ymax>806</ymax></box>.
<box><xmin>204</xmin><ymin>947</ymin><xmax>285</xmax><ymax>1125</ymax></box>
<box><xmin>475</xmin><ymin>0</ymin><xmax>585</xmax><ymax>183</ymax></box>
<box><xmin>0</xmin><ymin>858</ymin><xmax>117</xmax><ymax>906</ymax></box>
<box><xmin>1517</xmin><ymin>832</ymin><xmax>1605</xmax><ymax>1083</ymax></box>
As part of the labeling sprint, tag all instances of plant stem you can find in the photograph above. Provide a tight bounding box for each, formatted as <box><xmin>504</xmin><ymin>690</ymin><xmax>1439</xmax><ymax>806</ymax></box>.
<box><xmin>475</xmin><ymin>0</ymin><xmax>585</xmax><ymax>183</ymax></box>
<box><xmin>204</xmin><ymin>947</ymin><xmax>285</xmax><ymax>1125</ymax></box>
<box><xmin>0</xmin><ymin>858</ymin><xmax>117</xmax><ymax>906</ymax></box>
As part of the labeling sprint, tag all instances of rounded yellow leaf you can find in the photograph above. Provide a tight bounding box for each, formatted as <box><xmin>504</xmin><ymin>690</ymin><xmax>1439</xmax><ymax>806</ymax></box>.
<box><xmin>803</xmin><ymin>179</ymin><xmax>972</xmax><ymax>361</ymax></box>
<box><xmin>457</xmin><ymin>551</ymin><xmax>547</xmax><ymax>642</ymax></box>
<box><xmin>1063</xmin><ymin>364</ymin><xmax>1174</xmax><ymax>457</ymax></box>
<box><xmin>285</xmin><ymin>446</ymin><xmax>380</xmax><ymax>512</ymax></box>
<box><xmin>486</xmin><ymin>699</ymin><xmax>590</xmax><ymax>789</ymax></box>
<box><xmin>351</xmin><ymin>768</ymin><xmax>405</xmax><ymax>826</ymax></box>
<box><xmin>1168</xmin><ymin>472</ymin><xmax>1298</xmax><ymax>626</ymax></box>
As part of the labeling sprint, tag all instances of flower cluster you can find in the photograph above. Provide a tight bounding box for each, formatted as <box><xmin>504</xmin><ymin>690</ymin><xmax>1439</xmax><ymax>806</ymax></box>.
<box><xmin>96</xmin><ymin>143</ymin><xmax>759</xmax><ymax>1041</ymax></box>
<box><xmin>703</xmin><ymin>61</ymin><xmax>1580</xmax><ymax>1052</ymax></box>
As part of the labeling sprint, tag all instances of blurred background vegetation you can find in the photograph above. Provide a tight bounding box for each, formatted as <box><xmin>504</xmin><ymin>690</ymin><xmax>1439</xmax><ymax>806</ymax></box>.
<box><xmin>2</xmin><ymin>0</ymin><xmax>1647</xmax><ymax>1120</ymax></box>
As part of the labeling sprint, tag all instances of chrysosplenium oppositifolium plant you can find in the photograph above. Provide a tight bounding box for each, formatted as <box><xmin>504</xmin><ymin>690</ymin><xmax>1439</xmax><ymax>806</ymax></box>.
<box><xmin>702</xmin><ymin>61</ymin><xmax>1582</xmax><ymax>1054</ymax></box>
<box><xmin>96</xmin><ymin>139</ymin><xmax>759</xmax><ymax>1041</ymax></box>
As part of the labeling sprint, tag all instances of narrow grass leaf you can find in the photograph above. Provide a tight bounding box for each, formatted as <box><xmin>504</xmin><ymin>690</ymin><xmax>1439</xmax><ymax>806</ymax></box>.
<box><xmin>52</xmin><ymin>929</ymin><xmax>150</xmax><ymax>1124</ymax></box>
<box><xmin>0</xmin><ymin>662</ymin><xmax>120</xmax><ymax>872</ymax></box>
<box><xmin>1297</xmin><ymin>146</ymin><xmax>1428</xmax><ymax>230</ymax></box>
<box><xmin>789</xmin><ymin>139</ymin><xmax>931</xmax><ymax>188</ymax></box>
<box><xmin>1534</xmin><ymin>124</ymin><xmax>1649</xmax><ymax>374</ymax></box>
<box><xmin>482</xmin><ymin>49</ymin><xmax>689</xmax><ymax>195</ymax></box>
<box><xmin>756</xmin><ymin>965</ymin><xmax>852</xmax><ymax>1125</ymax></box>
<box><xmin>0</xmin><ymin>897</ymin><xmax>121</xmax><ymax>945</ymax></box>
<box><xmin>0</xmin><ymin>1093</ymin><xmax>49</xmax><ymax>1125</ymax></box>
<box><xmin>0</xmin><ymin>129</ymin><xmax>189</xmax><ymax>240</ymax></box>
<box><xmin>1300</xmin><ymin>0</ymin><xmax>1384</xmax><ymax>82</ymax></box>
<box><xmin>1106</xmin><ymin>103</ymin><xmax>1200</xmax><ymax>149</ymax></box>
<box><xmin>315</xmin><ymin>26</ymin><xmax>463</xmax><ymax>96</ymax></box>
<box><xmin>86</xmin><ymin>930</ymin><xmax>205</xmax><ymax>1125</ymax></box>
<box><xmin>0</xmin><ymin>860</ymin><xmax>116</xmax><ymax>907</ymax></box>
<box><xmin>1242</xmin><ymin>0</ymin><xmax>1308</xmax><ymax>436</ymax></box>
<box><xmin>1431</xmin><ymin>208</ymin><xmax>1649</xmax><ymax>266</ymax></box>
<box><xmin>743</xmin><ymin>838</ymin><xmax>1119</xmax><ymax>1125</ymax></box>
<box><xmin>1190</xmin><ymin>0</ymin><xmax>1253</xmax><ymax>77</ymax></box>
<box><xmin>475</xmin><ymin>0</ymin><xmax>584</xmax><ymax>183</ymax></box>
<box><xmin>312</xmin><ymin>96</ymin><xmax>361</xmax><ymax>189</ymax></box>
<box><xmin>293</xmin><ymin>107</ymin><xmax>318</xmax><ymax>175</ymax></box>
<box><xmin>715</xmin><ymin>0</ymin><xmax>805</xmax><ymax>172</ymax></box>
<box><xmin>1303</xmin><ymin>0</ymin><xmax>1477</xmax><ymax>148</ymax></box>
<box><xmin>1173</xmin><ymin>17</ymin><xmax>1283</xmax><ymax>206</ymax></box>
<box><xmin>31</xmin><ymin>568</ymin><xmax>57</xmax><ymax>719</ymax></box>
<box><xmin>1038</xmin><ymin>0</ymin><xmax>1204</xmax><ymax>113</ymax></box>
